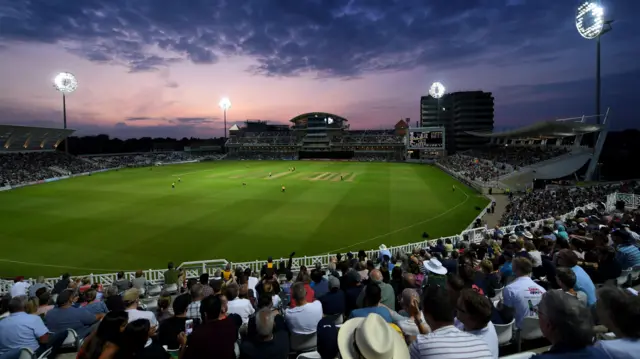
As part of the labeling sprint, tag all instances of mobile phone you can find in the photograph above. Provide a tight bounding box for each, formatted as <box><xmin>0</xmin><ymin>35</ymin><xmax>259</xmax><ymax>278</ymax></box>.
<box><xmin>185</xmin><ymin>319</ymin><xmax>194</xmax><ymax>335</ymax></box>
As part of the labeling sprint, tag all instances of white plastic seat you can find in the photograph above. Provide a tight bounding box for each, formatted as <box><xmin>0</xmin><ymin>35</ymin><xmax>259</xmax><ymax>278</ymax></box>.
<box><xmin>296</xmin><ymin>351</ymin><xmax>322</xmax><ymax>359</ymax></box>
<box><xmin>491</xmin><ymin>286</ymin><xmax>504</xmax><ymax>302</ymax></box>
<box><xmin>163</xmin><ymin>283</ymin><xmax>178</xmax><ymax>295</ymax></box>
<box><xmin>494</xmin><ymin>319</ymin><xmax>515</xmax><ymax>346</ymax></box>
<box><xmin>516</xmin><ymin>317</ymin><xmax>543</xmax><ymax>352</ymax></box>
<box><xmin>290</xmin><ymin>332</ymin><xmax>317</xmax><ymax>353</ymax></box>
<box><xmin>616</xmin><ymin>269</ymin><xmax>632</xmax><ymax>287</ymax></box>
<box><xmin>147</xmin><ymin>284</ymin><xmax>162</xmax><ymax>297</ymax></box>
<box><xmin>630</xmin><ymin>266</ymin><xmax>640</xmax><ymax>282</ymax></box>
<box><xmin>61</xmin><ymin>328</ymin><xmax>82</xmax><ymax>349</ymax></box>
<box><xmin>500</xmin><ymin>352</ymin><xmax>536</xmax><ymax>359</ymax></box>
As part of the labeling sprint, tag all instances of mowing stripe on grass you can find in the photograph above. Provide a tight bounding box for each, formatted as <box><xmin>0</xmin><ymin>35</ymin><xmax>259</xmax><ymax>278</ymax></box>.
<box><xmin>325</xmin><ymin>190</ymin><xmax>471</xmax><ymax>254</ymax></box>
<box><xmin>331</xmin><ymin>173</ymin><xmax>351</xmax><ymax>182</ymax></box>
<box><xmin>0</xmin><ymin>258</ymin><xmax>134</xmax><ymax>272</ymax></box>
<box><xmin>265</xmin><ymin>172</ymin><xmax>292</xmax><ymax>180</ymax></box>
<box><xmin>309</xmin><ymin>172</ymin><xmax>332</xmax><ymax>181</ymax></box>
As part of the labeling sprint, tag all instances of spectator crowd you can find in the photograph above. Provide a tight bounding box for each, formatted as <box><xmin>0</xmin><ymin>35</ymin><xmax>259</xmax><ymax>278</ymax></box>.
<box><xmin>2</xmin><ymin>183</ymin><xmax>640</xmax><ymax>359</ymax></box>
<box><xmin>438</xmin><ymin>154</ymin><xmax>511</xmax><ymax>184</ymax></box>
<box><xmin>466</xmin><ymin>146</ymin><xmax>570</xmax><ymax>168</ymax></box>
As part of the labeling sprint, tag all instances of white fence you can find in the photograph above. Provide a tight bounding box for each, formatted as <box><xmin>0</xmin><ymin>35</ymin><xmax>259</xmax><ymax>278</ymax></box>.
<box><xmin>0</xmin><ymin>191</ymin><xmax>626</xmax><ymax>296</ymax></box>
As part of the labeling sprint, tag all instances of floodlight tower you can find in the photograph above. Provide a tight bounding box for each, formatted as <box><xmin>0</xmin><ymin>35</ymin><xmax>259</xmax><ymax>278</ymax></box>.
<box><xmin>429</xmin><ymin>81</ymin><xmax>446</xmax><ymax>135</ymax></box>
<box><xmin>218</xmin><ymin>97</ymin><xmax>231</xmax><ymax>151</ymax></box>
<box><xmin>53</xmin><ymin>72</ymin><xmax>78</xmax><ymax>153</ymax></box>
<box><xmin>575</xmin><ymin>1</ymin><xmax>613</xmax><ymax>125</ymax></box>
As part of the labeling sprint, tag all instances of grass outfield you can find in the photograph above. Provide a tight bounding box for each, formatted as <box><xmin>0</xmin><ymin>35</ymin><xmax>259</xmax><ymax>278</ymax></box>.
<box><xmin>0</xmin><ymin>161</ymin><xmax>488</xmax><ymax>277</ymax></box>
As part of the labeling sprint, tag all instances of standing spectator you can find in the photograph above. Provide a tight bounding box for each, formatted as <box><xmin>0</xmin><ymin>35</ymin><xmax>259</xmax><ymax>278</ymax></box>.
<box><xmin>239</xmin><ymin>308</ymin><xmax>289</xmax><ymax>358</ymax></box>
<box><xmin>310</xmin><ymin>270</ymin><xmax>329</xmax><ymax>298</ymax></box>
<box><xmin>290</xmin><ymin>274</ymin><xmax>315</xmax><ymax>308</ymax></box>
<box><xmin>501</xmin><ymin>258</ymin><xmax>545</xmax><ymax>328</ymax></box>
<box><xmin>178</xmin><ymin>295</ymin><xmax>240</xmax><ymax>359</ymax></box>
<box><xmin>199</xmin><ymin>273</ymin><xmax>214</xmax><ymax>298</ymax></box>
<box><xmin>29</xmin><ymin>277</ymin><xmax>47</xmax><ymax>298</ymax></box>
<box><xmin>158</xmin><ymin>294</ymin><xmax>191</xmax><ymax>350</ymax></box>
<box><xmin>533</xmin><ymin>290</ymin><xmax>609</xmax><ymax>358</ymax></box>
<box><xmin>10</xmin><ymin>277</ymin><xmax>30</xmax><ymax>298</ymax></box>
<box><xmin>114</xmin><ymin>272</ymin><xmax>131</xmax><ymax>293</ymax></box>
<box><xmin>595</xmin><ymin>286</ymin><xmax>640</xmax><ymax>358</ymax></box>
<box><xmin>557</xmin><ymin>250</ymin><xmax>596</xmax><ymax>306</ymax></box>
<box><xmin>245</xmin><ymin>268</ymin><xmax>259</xmax><ymax>297</ymax></box>
<box><xmin>163</xmin><ymin>262</ymin><xmax>179</xmax><ymax>286</ymax></box>
<box><xmin>409</xmin><ymin>285</ymin><xmax>492</xmax><ymax>358</ymax></box>
<box><xmin>186</xmin><ymin>284</ymin><xmax>205</xmax><ymax>321</ymax></box>
<box><xmin>226</xmin><ymin>283</ymin><xmax>255</xmax><ymax>324</ymax></box>
<box><xmin>456</xmin><ymin>289</ymin><xmax>499</xmax><ymax>359</ymax></box>
<box><xmin>52</xmin><ymin>273</ymin><xmax>71</xmax><ymax>295</ymax></box>
<box><xmin>285</xmin><ymin>282</ymin><xmax>323</xmax><ymax>335</ymax></box>
<box><xmin>45</xmin><ymin>289</ymin><xmax>102</xmax><ymax>338</ymax></box>
<box><xmin>555</xmin><ymin>268</ymin><xmax>588</xmax><ymax>307</ymax></box>
<box><xmin>345</xmin><ymin>271</ymin><xmax>363</xmax><ymax>315</ymax></box>
<box><xmin>0</xmin><ymin>296</ymin><xmax>66</xmax><ymax>359</ymax></box>
<box><xmin>357</xmin><ymin>269</ymin><xmax>395</xmax><ymax>310</ymax></box>
<box><xmin>318</xmin><ymin>277</ymin><xmax>345</xmax><ymax>317</ymax></box>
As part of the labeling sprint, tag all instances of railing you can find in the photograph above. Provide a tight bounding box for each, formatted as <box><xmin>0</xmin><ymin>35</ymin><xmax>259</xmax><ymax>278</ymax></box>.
<box><xmin>2</xmin><ymin>190</ymin><xmax>621</xmax><ymax>295</ymax></box>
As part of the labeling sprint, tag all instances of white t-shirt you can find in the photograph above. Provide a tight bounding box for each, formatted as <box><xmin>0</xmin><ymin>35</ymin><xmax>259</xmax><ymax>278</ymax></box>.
<box><xmin>528</xmin><ymin>251</ymin><xmax>542</xmax><ymax>267</ymax></box>
<box><xmin>409</xmin><ymin>325</ymin><xmax>493</xmax><ymax>359</ymax></box>
<box><xmin>466</xmin><ymin>322</ymin><xmax>499</xmax><ymax>359</ymax></box>
<box><xmin>247</xmin><ymin>277</ymin><xmax>259</xmax><ymax>296</ymax></box>
<box><xmin>285</xmin><ymin>300</ymin><xmax>323</xmax><ymax>335</ymax></box>
<box><xmin>126</xmin><ymin>309</ymin><xmax>158</xmax><ymax>346</ymax></box>
<box><xmin>272</xmin><ymin>295</ymin><xmax>281</xmax><ymax>309</ymax></box>
<box><xmin>397</xmin><ymin>312</ymin><xmax>429</xmax><ymax>337</ymax></box>
<box><xmin>502</xmin><ymin>276</ymin><xmax>545</xmax><ymax>329</ymax></box>
<box><xmin>227</xmin><ymin>298</ymin><xmax>255</xmax><ymax>324</ymax></box>
<box><xmin>10</xmin><ymin>281</ymin><xmax>30</xmax><ymax>297</ymax></box>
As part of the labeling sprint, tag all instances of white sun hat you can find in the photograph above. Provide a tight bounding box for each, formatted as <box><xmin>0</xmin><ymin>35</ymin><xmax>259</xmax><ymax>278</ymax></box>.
<box><xmin>379</xmin><ymin>244</ymin><xmax>387</xmax><ymax>250</ymax></box>
<box><xmin>337</xmin><ymin>313</ymin><xmax>408</xmax><ymax>359</ymax></box>
<box><xmin>423</xmin><ymin>258</ymin><xmax>447</xmax><ymax>275</ymax></box>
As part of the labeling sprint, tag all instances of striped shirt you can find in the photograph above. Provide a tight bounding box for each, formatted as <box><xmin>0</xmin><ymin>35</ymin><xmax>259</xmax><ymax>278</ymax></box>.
<box><xmin>616</xmin><ymin>244</ymin><xmax>640</xmax><ymax>269</ymax></box>
<box><xmin>409</xmin><ymin>325</ymin><xmax>493</xmax><ymax>359</ymax></box>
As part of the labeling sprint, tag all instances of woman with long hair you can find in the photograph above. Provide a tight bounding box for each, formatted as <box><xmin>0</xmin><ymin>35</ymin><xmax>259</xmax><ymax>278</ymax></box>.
<box><xmin>77</xmin><ymin>310</ymin><xmax>128</xmax><ymax>359</ymax></box>
<box><xmin>115</xmin><ymin>319</ymin><xmax>168</xmax><ymax>359</ymax></box>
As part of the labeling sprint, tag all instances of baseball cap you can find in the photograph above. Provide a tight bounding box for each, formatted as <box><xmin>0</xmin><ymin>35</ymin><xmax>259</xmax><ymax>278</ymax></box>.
<box><xmin>122</xmin><ymin>288</ymin><xmax>140</xmax><ymax>303</ymax></box>
<box><xmin>328</xmin><ymin>276</ymin><xmax>340</xmax><ymax>290</ymax></box>
<box><xmin>316</xmin><ymin>317</ymin><xmax>339</xmax><ymax>359</ymax></box>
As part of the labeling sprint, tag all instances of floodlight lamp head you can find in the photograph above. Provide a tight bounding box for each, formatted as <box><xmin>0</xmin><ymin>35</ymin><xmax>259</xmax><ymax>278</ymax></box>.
<box><xmin>219</xmin><ymin>97</ymin><xmax>231</xmax><ymax>110</ymax></box>
<box><xmin>429</xmin><ymin>82</ymin><xmax>446</xmax><ymax>99</ymax></box>
<box><xmin>576</xmin><ymin>1</ymin><xmax>605</xmax><ymax>39</ymax></box>
<box><xmin>53</xmin><ymin>72</ymin><xmax>78</xmax><ymax>94</ymax></box>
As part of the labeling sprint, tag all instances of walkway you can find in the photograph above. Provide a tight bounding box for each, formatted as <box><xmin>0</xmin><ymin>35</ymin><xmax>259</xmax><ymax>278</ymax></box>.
<box><xmin>483</xmin><ymin>194</ymin><xmax>509</xmax><ymax>228</ymax></box>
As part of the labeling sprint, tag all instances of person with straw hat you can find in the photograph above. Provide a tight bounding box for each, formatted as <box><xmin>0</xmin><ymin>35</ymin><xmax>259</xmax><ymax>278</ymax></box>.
<box><xmin>337</xmin><ymin>313</ymin><xmax>408</xmax><ymax>359</ymax></box>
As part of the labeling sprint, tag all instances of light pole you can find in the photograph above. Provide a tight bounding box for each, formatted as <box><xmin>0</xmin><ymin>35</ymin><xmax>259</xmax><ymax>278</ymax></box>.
<box><xmin>575</xmin><ymin>1</ymin><xmax>613</xmax><ymax>125</ymax></box>
<box><xmin>218</xmin><ymin>97</ymin><xmax>231</xmax><ymax>151</ymax></box>
<box><xmin>429</xmin><ymin>82</ymin><xmax>446</xmax><ymax>150</ymax></box>
<box><xmin>53</xmin><ymin>72</ymin><xmax>78</xmax><ymax>154</ymax></box>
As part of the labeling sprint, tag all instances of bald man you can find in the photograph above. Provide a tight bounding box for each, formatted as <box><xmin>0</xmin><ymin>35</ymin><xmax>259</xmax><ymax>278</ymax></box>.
<box><xmin>356</xmin><ymin>269</ymin><xmax>395</xmax><ymax>310</ymax></box>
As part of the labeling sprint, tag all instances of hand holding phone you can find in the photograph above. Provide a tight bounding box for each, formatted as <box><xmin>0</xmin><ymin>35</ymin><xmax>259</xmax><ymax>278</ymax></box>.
<box><xmin>185</xmin><ymin>319</ymin><xmax>194</xmax><ymax>335</ymax></box>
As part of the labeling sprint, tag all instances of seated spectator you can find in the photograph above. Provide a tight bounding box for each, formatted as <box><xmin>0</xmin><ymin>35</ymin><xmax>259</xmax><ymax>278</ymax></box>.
<box><xmin>557</xmin><ymin>249</ymin><xmax>596</xmax><ymax>307</ymax></box>
<box><xmin>350</xmin><ymin>283</ymin><xmax>393</xmax><ymax>323</ymax></box>
<box><xmin>186</xmin><ymin>283</ymin><xmax>205</xmax><ymax>321</ymax></box>
<box><xmin>10</xmin><ymin>277</ymin><xmax>29</xmax><ymax>298</ymax></box>
<box><xmin>0</xmin><ymin>296</ymin><xmax>66</xmax><ymax>359</ymax></box>
<box><xmin>394</xmin><ymin>289</ymin><xmax>430</xmax><ymax>342</ymax></box>
<box><xmin>595</xmin><ymin>286</ymin><xmax>640</xmax><ymax>358</ymax></box>
<box><xmin>261</xmin><ymin>281</ymin><xmax>280</xmax><ymax>309</ymax></box>
<box><xmin>290</xmin><ymin>274</ymin><xmax>315</xmax><ymax>308</ymax></box>
<box><xmin>78</xmin><ymin>278</ymin><xmax>92</xmax><ymax>293</ymax></box>
<box><xmin>409</xmin><ymin>285</ymin><xmax>493</xmax><ymax>358</ymax></box>
<box><xmin>179</xmin><ymin>295</ymin><xmax>240</xmax><ymax>359</ymax></box>
<box><xmin>612</xmin><ymin>230</ymin><xmax>640</xmax><ymax>270</ymax></box>
<box><xmin>338</xmin><ymin>313</ymin><xmax>409</xmax><ymax>358</ymax></box>
<box><xmin>534</xmin><ymin>289</ymin><xmax>609</xmax><ymax>358</ymax></box>
<box><xmin>456</xmin><ymin>289</ymin><xmax>499</xmax><ymax>359</ymax></box>
<box><xmin>36</xmin><ymin>291</ymin><xmax>54</xmax><ymax>317</ymax></box>
<box><xmin>155</xmin><ymin>296</ymin><xmax>172</xmax><ymax>324</ymax></box>
<box><xmin>501</xmin><ymin>258</ymin><xmax>545</xmax><ymax>328</ymax></box>
<box><xmin>122</xmin><ymin>288</ymin><xmax>157</xmax><ymax>346</ymax></box>
<box><xmin>226</xmin><ymin>283</ymin><xmax>255</xmax><ymax>324</ymax></box>
<box><xmin>29</xmin><ymin>277</ymin><xmax>47</xmax><ymax>298</ymax></box>
<box><xmin>45</xmin><ymin>289</ymin><xmax>102</xmax><ymax>338</ymax></box>
<box><xmin>81</xmin><ymin>289</ymin><xmax>109</xmax><ymax>315</ymax></box>
<box><xmin>77</xmin><ymin>310</ymin><xmax>128</xmax><ymax>359</ymax></box>
<box><xmin>285</xmin><ymin>282</ymin><xmax>323</xmax><ymax>335</ymax></box>
<box><xmin>318</xmin><ymin>277</ymin><xmax>345</xmax><ymax>317</ymax></box>
<box><xmin>114</xmin><ymin>272</ymin><xmax>131</xmax><ymax>293</ymax></box>
<box><xmin>158</xmin><ymin>294</ymin><xmax>191</xmax><ymax>350</ymax></box>
<box><xmin>310</xmin><ymin>269</ymin><xmax>329</xmax><ymax>298</ymax></box>
<box><xmin>555</xmin><ymin>268</ymin><xmax>588</xmax><ymax>307</ymax></box>
<box><xmin>247</xmin><ymin>295</ymin><xmax>288</xmax><ymax>341</ymax></box>
<box><xmin>240</xmin><ymin>308</ymin><xmax>289</xmax><ymax>359</ymax></box>
<box><xmin>119</xmin><ymin>319</ymin><xmax>169</xmax><ymax>359</ymax></box>
<box><xmin>357</xmin><ymin>269</ymin><xmax>395</xmax><ymax>310</ymax></box>
<box><xmin>316</xmin><ymin>317</ymin><xmax>340</xmax><ymax>359</ymax></box>
<box><xmin>480</xmin><ymin>260</ymin><xmax>501</xmax><ymax>297</ymax></box>
<box><xmin>132</xmin><ymin>270</ymin><xmax>147</xmax><ymax>290</ymax></box>
<box><xmin>499</xmin><ymin>251</ymin><xmax>514</xmax><ymax>280</ymax></box>
<box><xmin>344</xmin><ymin>271</ymin><xmax>364</xmax><ymax>315</ymax></box>
<box><xmin>104</xmin><ymin>286</ymin><xmax>125</xmax><ymax>311</ymax></box>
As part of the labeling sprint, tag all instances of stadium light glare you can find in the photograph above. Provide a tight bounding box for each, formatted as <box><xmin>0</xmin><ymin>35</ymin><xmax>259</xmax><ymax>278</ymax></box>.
<box><xmin>53</xmin><ymin>72</ymin><xmax>78</xmax><ymax>154</ymax></box>
<box><xmin>576</xmin><ymin>2</ymin><xmax>604</xmax><ymax>40</ymax></box>
<box><xmin>219</xmin><ymin>97</ymin><xmax>231</xmax><ymax>151</ymax></box>
<box><xmin>429</xmin><ymin>82</ymin><xmax>445</xmax><ymax>99</ymax></box>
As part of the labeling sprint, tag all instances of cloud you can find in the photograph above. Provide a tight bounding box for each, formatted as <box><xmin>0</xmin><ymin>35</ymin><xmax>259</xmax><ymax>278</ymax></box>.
<box><xmin>165</xmin><ymin>81</ymin><xmax>179</xmax><ymax>88</ymax></box>
<box><xmin>175</xmin><ymin>117</ymin><xmax>216</xmax><ymax>124</ymax></box>
<box><xmin>125</xmin><ymin>117</ymin><xmax>155</xmax><ymax>121</ymax></box>
<box><xmin>2</xmin><ymin>0</ymin><xmax>638</xmax><ymax>78</ymax></box>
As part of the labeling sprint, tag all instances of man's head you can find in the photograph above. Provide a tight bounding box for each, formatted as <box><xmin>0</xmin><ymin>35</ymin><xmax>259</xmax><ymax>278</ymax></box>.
<box><xmin>57</xmin><ymin>289</ymin><xmax>78</xmax><ymax>307</ymax></box>
<box><xmin>328</xmin><ymin>276</ymin><xmax>340</xmax><ymax>293</ymax></box>
<box><xmin>200</xmin><ymin>294</ymin><xmax>227</xmax><ymax>322</ymax></box>
<box><xmin>36</xmin><ymin>276</ymin><xmax>45</xmax><ymax>284</ymax></box>
<box><xmin>210</xmin><ymin>279</ymin><xmax>223</xmax><ymax>294</ymax></box>
<box><xmin>225</xmin><ymin>283</ymin><xmax>239</xmax><ymax>301</ymax></box>
<box><xmin>173</xmin><ymin>294</ymin><xmax>191</xmax><ymax>316</ymax></box>
<box><xmin>369</xmin><ymin>269</ymin><xmax>382</xmax><ymax>282</ymax></box>
<box><xmin>255</xmin><ymin>308</ymin><xmax>276</xmax><ymax>339</ymax></box>
<box><xmin>62</xmin><ymin>273</ymin><xmax>70</xmax><ymax>280</ymax></box>
<box><xmin>422</xmin><ymin>285</ymin><xmax>454</xmax><ymax>327</ymax></box>
<box><xmin>168</xmin><ymin>262</ymin><xmax>174</xmax><ymax>270</ymax></box>
<box><xmin>8</xmin><ymin>295</ymin><xmax>28</xmax><ymax>313</ymax></box>
<box><xmin>122</xmin><ymin>288</ymin><xmax>141</xmax><ymax>307</ymax></box>
<box><xmin>556</xmin><ymin>249</ymin><xmax>579</xmax><ymax>268</ymax></box>
<box><xmin>117</xmin><ymin>271</ymin><xmax>125</xmax><ymax>280</ymax></box>
<box><xmin>199</xmin><ymin>273</ymin><xmax>209</xmax><ymax>285</ymax></box>
<box><xmin>190</xmin><ymin>283</ymin><xmax>204</xmax><ymax>301</ymax></box>
<box><xmin>291</xmin><ymin>282</ymin><xmax>307</xmax><ymax>305</ymax></box>
<box><xmin>555</xmin><ymin>268</ymin><xmax>577</xmax><ymax>291</ymax></box>
<box><xmin>401</xmin><ymin>288</ymin><xmax>419</xmax><ymax>312</ymax></box>
<box><xmin>403</xmin><ymin>273</ymin><xmax>416</xmax><ymax>288</ymax></box>
<box><xmin>512</xmin><ymin>257</ymin><xmax>533</xmax><ymax>277</ymax></box>
<box><xmin>456</xmin><ymin>289</ymin><xmax>492</xmax><ymax>331</ymax></box>
<box><xmin>596</xmin><ymin>286</ymin><xmax>640</xmax><ymax>339</ymax></box>
<box><xmin>538</xmin><ymin>290</ymin><xmax>594</xmax><ymax>347</ymax></box>
<box><xmin>363</xmin><ymin>283</ymin><xmax>382</xmax><ymax>307</ymax></box>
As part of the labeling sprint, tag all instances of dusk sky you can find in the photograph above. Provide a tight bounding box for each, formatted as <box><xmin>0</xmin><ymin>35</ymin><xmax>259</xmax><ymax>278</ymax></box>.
<box><xmin>1</xmin><ymin>0</ymin><xmax>639</xmax><ymax>139</ymax></box>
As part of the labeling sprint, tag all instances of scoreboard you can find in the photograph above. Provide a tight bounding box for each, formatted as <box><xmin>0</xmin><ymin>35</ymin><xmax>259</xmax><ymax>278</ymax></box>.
<box><xmin>407</xmin><ymin>127</ymin><xmax>445</xmax><ymax>149</ymax></box>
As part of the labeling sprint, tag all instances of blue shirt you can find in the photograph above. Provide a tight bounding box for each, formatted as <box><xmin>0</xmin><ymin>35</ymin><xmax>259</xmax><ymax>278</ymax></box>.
<box><xmin>311</xmin><ymin>279</ymin><xmax>329</xmax><ymax>298</ymax></box>
<box><xmin>500</xmin><ymin>262</ymin><xmax>513</xmax><ymax>278</ymax></box>
<box><xmin>0</xmin><ymin>312</ymin><xmax>49</xmax><ymax>355</ymax></box>
<box><xmin>616</xmin><ymin>244</ymin><xmax>640</xmax><ymax>270</ymax></box>
<box><xmin>532</xmin><ymin>344</ymin><xmax>613</xmax><ymax>359</ymax></box>
<box><xmin>318</xmin><ymin>290</ymin><xmax>345</xmax><ymax>316</ymax></box>
<box><xmin>597</xmin><ymin>338</ymin><xmax>640</xmax><ymax>359</ymax></box>
<box><xmin>349</xmin><ymin>307</ymin><xmax>393</xmax><ymax>323</ymax></box>
<box><xmin>84</xmin><ymin>301</ymin><xmax>109</xmax><ymax>315</ymax></box>
<box><xmin>45</xmin><ymin>306</ymin><xmax>97</xmax><ymax>333</ymax></box>
<box><xmin>571</xmin><ymin>266</ymin><xmax>596</xmax><ymax>306</ymax></box>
